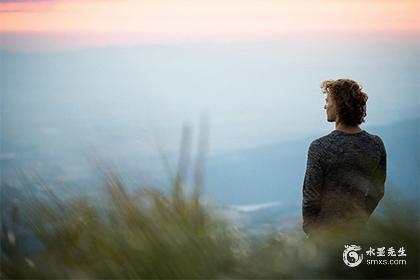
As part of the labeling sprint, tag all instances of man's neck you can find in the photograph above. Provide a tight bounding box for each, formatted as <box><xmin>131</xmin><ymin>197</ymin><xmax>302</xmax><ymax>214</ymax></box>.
<box><xmin>335</xmin><ymin>122</ymin><xmax>362</xmax><ymax>133</ymax></box>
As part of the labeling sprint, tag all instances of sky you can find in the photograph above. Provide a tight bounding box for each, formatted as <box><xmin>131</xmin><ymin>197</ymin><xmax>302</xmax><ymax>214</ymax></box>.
<box><xmin>0</xmin><ymin>0</ymin><xmax>419</xmax><ymax>50</ymax></box>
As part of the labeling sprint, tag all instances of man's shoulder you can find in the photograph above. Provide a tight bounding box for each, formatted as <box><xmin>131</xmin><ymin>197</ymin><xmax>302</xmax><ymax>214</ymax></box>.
<box><xmin>307</xmin><ymin>133</ymin><xmax>335</xmax><ymax>154</ymax></box>
<box><xmin>310</xmin><ymin>132</ymin><xmax>335</xmax><ymax>147</ymax></box>
<box><xmin>363</xmin><ymin>131</ymin><xmax>386</xmax><ymax>152</ymax></box>
<box><xmin>366</xmin><ymin>131</ymin><xmax>384</xmax><ymax>143</ymax></box>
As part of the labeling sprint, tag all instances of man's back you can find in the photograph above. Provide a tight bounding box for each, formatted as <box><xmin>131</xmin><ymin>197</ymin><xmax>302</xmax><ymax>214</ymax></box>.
<box><xmin>302</xmin><ymin>129</ymin><xmax>386</xmax><ymax>235</ymax></box>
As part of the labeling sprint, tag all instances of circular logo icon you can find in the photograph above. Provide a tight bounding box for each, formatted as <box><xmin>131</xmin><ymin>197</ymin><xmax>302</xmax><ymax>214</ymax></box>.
<box><xmin>343</xmin><ymin>245</ymin><xmax>363</xmax><ymax>267</ymax></box>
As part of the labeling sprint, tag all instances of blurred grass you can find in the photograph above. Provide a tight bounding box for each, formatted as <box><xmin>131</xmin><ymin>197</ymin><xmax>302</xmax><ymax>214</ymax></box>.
<box><xmin>1</xmin><ymin>171</ymin><xmax>240</xmax><ymax>279</ymax></box>
<box><xmin>1</xmin><ymin>173</ymin><xmax>419</xmax><ymax>279</ymax></box>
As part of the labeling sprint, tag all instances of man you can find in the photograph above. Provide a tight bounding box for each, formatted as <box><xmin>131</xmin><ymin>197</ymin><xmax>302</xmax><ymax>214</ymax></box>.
<box><xmin>302</xmin><ymin>79</ymin><xmax>386</xmax><ymax>237</ymax></box>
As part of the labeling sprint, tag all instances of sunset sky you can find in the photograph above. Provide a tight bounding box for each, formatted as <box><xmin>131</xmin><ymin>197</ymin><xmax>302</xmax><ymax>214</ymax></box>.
<box><xmin>1</xmin><ymin>0</ymin><xmax>419</xmax><ymax>50</ymax></box>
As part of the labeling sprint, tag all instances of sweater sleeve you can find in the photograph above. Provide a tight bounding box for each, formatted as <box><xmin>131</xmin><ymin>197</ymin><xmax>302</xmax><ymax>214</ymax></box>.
<box><xmin>376</xmin><ymin>137</ymin><xmax>386</xmax><ymax>194</ymax></box>
<box><xmin>365</xmin><ymin>137</ymin><xmax>386</xmax><ymax>214</ymax></box>
<box><xmin>302</xmin><ymin>140</ymin><xmax>325</xmax><ymax>235</ymax></box>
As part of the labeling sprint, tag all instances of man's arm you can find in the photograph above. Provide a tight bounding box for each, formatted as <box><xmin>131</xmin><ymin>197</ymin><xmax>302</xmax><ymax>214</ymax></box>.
<box><xmin>375</xmin><ymin>137</ymin><xmax>386</xmax><ymax>199</ymax></box>
<box><xmin>302</xmin><ymin>140</ymin><xmax>324</xmax><ymax>235</ymax></box>
<box><xmin>365</xmin><ymin>137</ymin><xmax>386</xmax><ymax>214</ymax></box>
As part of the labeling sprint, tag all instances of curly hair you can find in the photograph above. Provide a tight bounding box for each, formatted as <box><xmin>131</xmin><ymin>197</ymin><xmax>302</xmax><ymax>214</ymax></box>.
<box><xmin>321</xmin><ymin>79</ymin><xmax>368</xmax><ymax>126</ymax></box>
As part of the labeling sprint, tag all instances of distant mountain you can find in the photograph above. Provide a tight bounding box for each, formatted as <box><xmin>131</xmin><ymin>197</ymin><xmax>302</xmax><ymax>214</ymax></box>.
<box><xmin>205</xmin><ymin>118</ymin><xmax>419</xmax><ymax>206</ymax></box>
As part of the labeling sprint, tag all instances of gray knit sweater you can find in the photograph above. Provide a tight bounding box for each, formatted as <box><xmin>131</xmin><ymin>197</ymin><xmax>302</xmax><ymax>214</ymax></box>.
<box><xmin>302</xmin><ymin>130</ymin><xmax>386</xmax><ymax>235</ymax></box>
